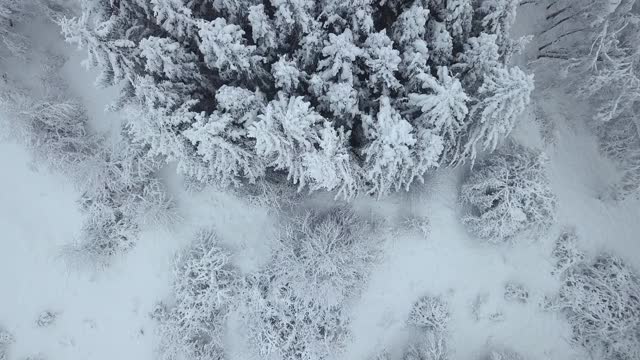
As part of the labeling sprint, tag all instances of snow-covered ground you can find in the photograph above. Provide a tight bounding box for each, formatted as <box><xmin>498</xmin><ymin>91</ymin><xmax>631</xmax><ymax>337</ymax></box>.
<box><xmin>2</xmin><ymin>3</ymin><xmax>640</xmax><ymax>360</ymax></box>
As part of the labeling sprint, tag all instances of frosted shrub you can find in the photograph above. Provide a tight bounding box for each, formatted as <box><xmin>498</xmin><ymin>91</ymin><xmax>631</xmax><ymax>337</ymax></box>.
<box><xmin>35</xmin><ymin>310</ymin><xmax>58</xmax><ymax>327</ymax></box>
<box><xmin>403</xmin><ymin>331</ymin><xmax>448</xmax><ymax>360</ymax></box>
<box><xmin>503</xmin><ymin>282</ymin><xmax>529</xmax><ymax>303</ymax></box>
<box><xmin>484</xmin><ymin>347</ymin><xmax>525</xmax><ymax>360</ymax></box>
<box><xmin>551</xmin><ymin>229</ymin><xmax>585</xmax><ymax>276</ymax></box>
<box><xmin>401</xmin><ymin>215</ymin><xmax>431</xmax><ymax>237</ymax></box>
<box><xmin>537</xmin><ymin>0</ymin><xmax>640</xmax><ymax>200</ymax></box>
<box><xmin>0</xmin><ymin>0</ymin><xmax>28</xmax><ymax>56</ymax></box>
<box><xmin>598</xmin><ymin>117</ymin><xmax>640</xmax><ymax>201</ymax></box>
<box><xmin>460</xmin><ymin>143</ymin><xmax>556</xmax><ymax>244</ymax></box>
<box><xmin>0</xmin><ymin>327</ymin><xmax>13</xmax><ymax>360</ymax></box>
<box><xmin>407</xmin><ymin>295</ymin><xmax>450</xmax><ymax>331</ymax></box>
<box><xmin>63</xmin><ymin>0</ymin><xmax>534</xmax><ymax>198</ymax></box>
<box><xmin>74</xmin><ymin>138</ymin><xmax>174</xmax><ymax>263</ymax></box>
<box><xmin>270</xmin><ymin>206</ymin><xmax>381</xmax><ymax>308</ymax></box>
<box><xmin>558</xmin><ymin>254</ymin><xmax>640</xmax><ymax>360</ymax></box>
<box><xmin>0</xmin><ymin>77</ymin><xmax>96</xmax><ymax>176</ymax></box>
<box><xmin>243</xmin><ymin>274</ymin><xmax>350</xmax><ymax>360</ymax></box>
<box><xmin>155</xmin><ymin>230</ymin><xmax>239</xmax><ymax>360</ymax></box>
<box><xmin>243</xmin><ymin>206</ymin><xmax>381</xmax><ymax>360</ymax></box>
<box><xmin>370</xmin><ymin>349</ymin><xmax>392</xmax><ymax>360</ymax></box>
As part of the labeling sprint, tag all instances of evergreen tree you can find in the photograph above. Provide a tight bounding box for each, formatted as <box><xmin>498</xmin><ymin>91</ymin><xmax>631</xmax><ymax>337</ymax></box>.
<box><xmin>462</xmin><ymin>66</ymin><xmax>534</xmax><ymax>162</ymax></box>
<box><xmin>63</xmin><ymin>0</ymin><xmax>533</xmax><ymax>198</ymax></box>
<box><xmin>409</xmin><ymin>66</ymin><xmax>469</xmax><ymax>159</ymax></box>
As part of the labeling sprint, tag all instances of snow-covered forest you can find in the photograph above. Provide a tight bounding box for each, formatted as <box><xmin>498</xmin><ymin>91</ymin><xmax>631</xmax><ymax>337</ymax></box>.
<box><xmin>1</xmin><ymin>0</ymin><xmax>639</xmax><ymax>360</ymax></box>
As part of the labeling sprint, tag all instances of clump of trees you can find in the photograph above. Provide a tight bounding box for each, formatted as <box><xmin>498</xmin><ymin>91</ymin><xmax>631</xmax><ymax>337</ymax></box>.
<box><xmin>61</xmin><ymin>0</ymin><xmax>534</xmax><ymax>199</ymax></box>
<box><xmin>460</xmin><ymin>142</ymin><xmax>556</xmax><ymax>244</ymax></box>
<box><xmin>152</xmin><ymin>206</ymin><xmax>384</xmax><ymax>360</ymax></box>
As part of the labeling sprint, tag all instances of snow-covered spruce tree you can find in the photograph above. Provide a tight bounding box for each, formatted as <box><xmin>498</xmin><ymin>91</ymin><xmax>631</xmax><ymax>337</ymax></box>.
<box><xmin>154</xmin><ymin>230</ymin><xmax>239</xmax><ymax>360</ymax></box>
<box><xmin>557</xmin><ymin>254</ymin><xmax>640</xmax><ymax>360</ymax></box>
<box><xmin>242</xmin><ymin>206</ymin><xmax>380</xmax><ymax>360</ymax></box>
<box><xmin>62</xmin><ymin>0</ymin><xmax>533</xmax><ymax>198</ymax></box>
<box><xmin>460</xmin><ymin>142</ymin><xmax>556</xmax><ymax>244</ymax></box>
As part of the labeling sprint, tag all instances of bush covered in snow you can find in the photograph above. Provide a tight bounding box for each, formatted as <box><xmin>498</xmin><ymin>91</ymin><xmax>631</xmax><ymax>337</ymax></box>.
<box><xmin>403</xmin><ymin>295</ymin><xmax>451</xmax><ymax>360</ymax></box>
<box><xmin>483</xmin><ymin>347</ymin><xmax>525</xmax><ymax>360</ymax></box>
<box><xmin>403</xmin><ymin>330</ymin><xmax>448</xmax><ymax>360</ymax></box>
<box><xmin>72</xmin><ymin>136</ymin><xmax>175</xmax><ymax>264</ymax></box>
<box><xmin>243</xmin><ymin>273</ymin><xmax>351</xmax><ymax>360</ymax></box>
<box><xmin>0</xmin><ymin>326</ymin><xmax>13</xmax><ymax>360</ymax></box>
<box><xmin>62</xmin><ymin>0</ymin><xmax>533</xmax><ymax>198</ymax></box>
<box><xmin>269</xmin><ymin>206</ymin><xmax>381</xmax><ymax>308</ymax></box>
<box><xmin>0</xmin><ymin>0</ymin><xmax>29</xmax><ymax>56</ymax></box>
<box><xmin>407</xmin><ymin>295</ymin><xmax>450</xmax><ymax>331</ymax></box>
<box><xmin>460</xmin><ymin>142</ymin><xmax>556</xmax><ymax>244</ymax></box>
<box><xmin>551</xmin><ymin>229</ymin><xmax>585</xmax><ymax>276</ymax></box>
<box><xmin>154</xmin><ymin>230</ymin><xmax>239</xmax><ymax>360</ymax></box>
<box><xmin>242</xmin><ymin>206</ymin><xmax>381</xmax><ymax>360</ymax></box>
<box><xmin>35</xmin><ymin>310</ymin><xmax>58</xmax><ymax>328</ymax></box>
<box><xmin>598</xmin><ymin>116</ymin><xmax>640</xmax><ymax>201</ymax></box>
<box><xmin>558</xmin><ymin>254</ymin><xmax>640</xmax><ymax>360</ymax></box>
<box><xmin>503</xmin><ymin>282</ymin><xmax>528</xmax><ymax>304</ymax></box>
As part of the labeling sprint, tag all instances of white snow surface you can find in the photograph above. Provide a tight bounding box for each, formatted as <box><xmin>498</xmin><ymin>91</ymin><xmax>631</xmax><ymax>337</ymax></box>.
<box><xmin>1</xmin><ymin>3</ymin><xmax>640</xmax><ymax>360</ymax></box>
